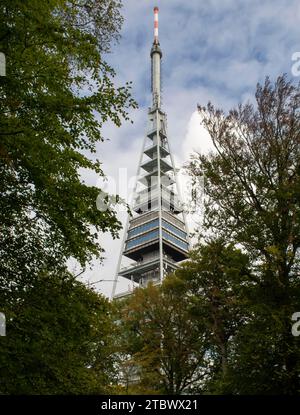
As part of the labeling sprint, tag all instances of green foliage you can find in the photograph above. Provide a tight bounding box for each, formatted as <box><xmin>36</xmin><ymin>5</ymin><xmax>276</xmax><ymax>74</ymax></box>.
<box><xmin>0</xmin><ymin>0</ymin><xmax>137</xmax><ymax>288</ymax></box>
<box><xmin>173</xmin><ymin>241</ymin><xmax>251</xmax><ymax>393</ymax></box>
<box><xmin>0</xmin><ymin>0</ymin><xmax>136</xmax><ymax>395</ymax></box>
<box><xmin>187</xmin><ymin>75</ymin><xmax>300</xmax><ymax>394</ymax></box>
<box><xmin>115</xmin><ymin>282</ymin><xmax>208</xmax><ymax>395</ymax></box>
<box><xmin>0</xmin><ymin>272</ymin><xmax>117</xmax><ymax>394</ymax></box>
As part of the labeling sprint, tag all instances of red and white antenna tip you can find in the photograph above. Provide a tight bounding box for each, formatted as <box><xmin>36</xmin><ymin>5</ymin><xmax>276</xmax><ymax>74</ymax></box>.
<box><xmin>154</xmin><ymin>7</ymin><xmax>159</xmax><ymax>43</ymax></box>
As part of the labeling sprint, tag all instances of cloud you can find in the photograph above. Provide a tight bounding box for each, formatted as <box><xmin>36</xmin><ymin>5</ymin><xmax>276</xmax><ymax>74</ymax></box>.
<box><xmin>182</xmin><ymin>111</ymin><xmax>214</xmax><ymax>161</ymax></box>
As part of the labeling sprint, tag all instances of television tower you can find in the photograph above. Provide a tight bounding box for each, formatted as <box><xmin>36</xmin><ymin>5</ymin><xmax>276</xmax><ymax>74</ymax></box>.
<box><xmin>112</xmin><ymin>7</ymin><xmax>190</xmax><ymax>299</ymax></box>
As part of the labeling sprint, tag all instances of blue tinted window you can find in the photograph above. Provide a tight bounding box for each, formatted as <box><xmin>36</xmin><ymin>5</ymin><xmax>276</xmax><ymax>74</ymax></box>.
<box><xmin>128</xmin><ymin>219</ymin><xmax>159</xmax><ymax>238</ymax></box>
<box><xmin>162</xmin><ymin>231</ymin><xmax>188</xmax><ymax>251</ymax></box>
<box><xmin>126</xmin><ymin>230</ymin><xmax>159</xmax><ymax>250</ymax></box>
<box><xmin>162</xmin><ymin>220</ymin><xmax>187</xmax><ymax>240</ymax></box>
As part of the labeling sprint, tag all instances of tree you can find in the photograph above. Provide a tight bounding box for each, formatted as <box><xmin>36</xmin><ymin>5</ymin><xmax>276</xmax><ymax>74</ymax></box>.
<box><xmin>0</xmin><ymin>0</ymin><xmax>137</xmax><ymax>293</ymax></box>
<box><xmin>116</xmin><ymin>282</ymin><xmax>208</xmax><ymax>395</ymax></box>
<box><xmin>173</xmin><ymin>241</ymin><xmax>251</xmax><ymax>393</ymax></box>
<box><xmin>0</xmin><ymin>272</ymin><xmax>117</xmax><ymax>394</ymax></box>
<box><xmin>0</xmin><ymin>0</ymin><xmax>136</xmax><ymax>394</ymax></box>
<box><xmin>188</xmin><ymin>75</ymin><xmax>300</xmax><ymax>393</ymax></box>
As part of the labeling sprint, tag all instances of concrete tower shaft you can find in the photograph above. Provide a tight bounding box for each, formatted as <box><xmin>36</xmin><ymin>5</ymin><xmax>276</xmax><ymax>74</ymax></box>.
<box><xmin>151</xmin><ymin>7</ymin><xmax>162</xmax><ymax>109</ymax></box>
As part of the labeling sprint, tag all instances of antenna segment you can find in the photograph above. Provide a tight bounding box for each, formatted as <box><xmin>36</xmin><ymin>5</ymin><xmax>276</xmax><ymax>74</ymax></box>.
<box><xmin>154</xmin><ymin>6</ymin><xmax>159</xmax><ymax>43</ymax></box>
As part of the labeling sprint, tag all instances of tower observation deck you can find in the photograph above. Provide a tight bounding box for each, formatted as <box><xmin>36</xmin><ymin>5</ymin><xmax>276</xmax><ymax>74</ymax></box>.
<box><xmin>111</xmin><ymin>7</ymin><xmax>190</xmax><ymax>299</ymax></box>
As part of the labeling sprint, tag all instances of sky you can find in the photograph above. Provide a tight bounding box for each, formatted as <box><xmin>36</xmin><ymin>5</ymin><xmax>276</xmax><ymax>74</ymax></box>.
<box><xmin>77</xmin><ymin>0</ymin><xmax>300</xmax><ymax>297</ymax></box>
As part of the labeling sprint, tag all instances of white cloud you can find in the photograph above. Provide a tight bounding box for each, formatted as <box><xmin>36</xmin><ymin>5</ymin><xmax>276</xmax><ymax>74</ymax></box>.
<box><xmin>182</xmin><ymin>111</ymin><xmax>214</xmax><ymax>161</ymax></box>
